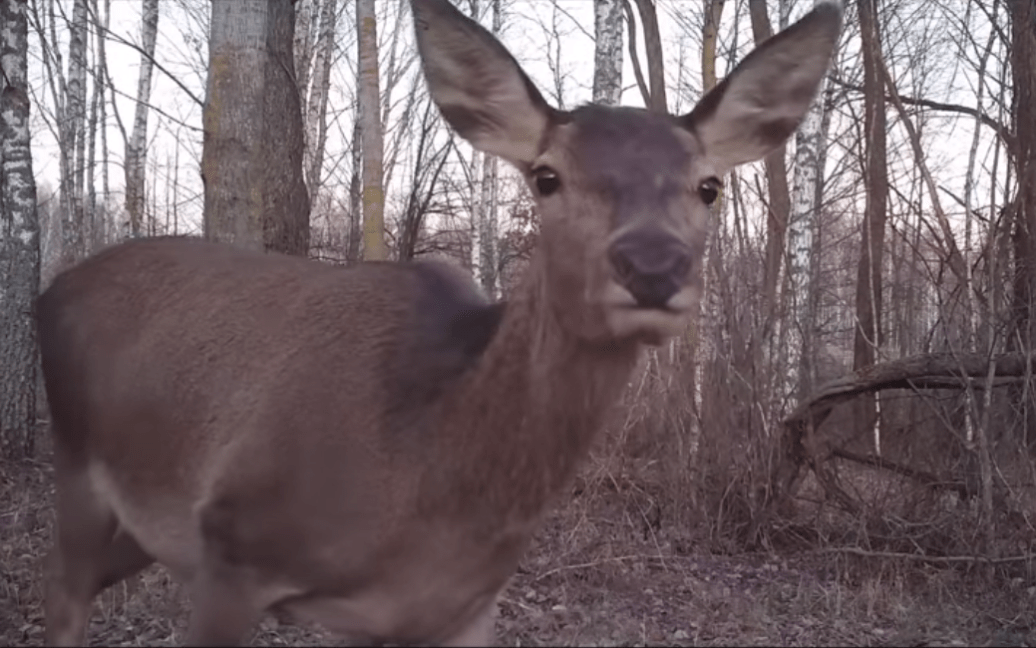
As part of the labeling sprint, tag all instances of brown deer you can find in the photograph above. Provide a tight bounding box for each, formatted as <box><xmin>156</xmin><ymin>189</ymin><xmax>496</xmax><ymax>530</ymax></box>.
<box><xmin>37</xmin><ymin>0</ymin><xmax>841</xmax><ymax>644</ymax></box>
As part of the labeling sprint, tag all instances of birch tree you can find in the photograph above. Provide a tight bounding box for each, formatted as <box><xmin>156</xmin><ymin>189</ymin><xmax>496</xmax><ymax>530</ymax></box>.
<box><xmin>303</xmin><ymin>0</ymin><xmax>337</xmax><ymax>199</ymax></box>
<box><xmin>786</xmin><ymin>0</ymin><xmax>831</xmax><ymax>399</ymax></box>
<box><xmin>348</xmin><ymin>105</ymin><xmax>363</xmax><ymax>262</ymax></box>
<box><xmin>124</xmin><ymin>0</ymin><xmax>159</xmax><ymax>238</ymax></box>
<box><xmin>358</xmin><ymin>0</ymin><xmax>386</xmax><ymax>260</ymax></box>
<box><xmin>87</xmin><ymin>0</ymin><xmax>110</xmax><ymax>248</ymax></box>
<box><xmin>64</xmin><ymin>0</ymin><xmax>88</xmax><ymax>259</ymax></box>
<box><xmin>1</xmin><ymin>0</ymin><xmax>42</xmax><ymax>459</ymax></box>
<box><xmin>592</xmin><ymin>0</ymin><xmax>623</xmax><ymax>105</ymax></box>
<box><xmin>466</xmin><ymin>0</ymin><xmax>484</xmax><ymax>283</ymax></box>
<box><xmin>202</xmin><ymin>0</ymin><xmax>311</xmax><ymax>256</ymax></box>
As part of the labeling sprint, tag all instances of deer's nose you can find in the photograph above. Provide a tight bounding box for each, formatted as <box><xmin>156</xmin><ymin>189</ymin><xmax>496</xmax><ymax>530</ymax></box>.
<box><xmin>608</xmin><ymin>229</ymin><xmax>693</xmax><ymax>309</ymax></box>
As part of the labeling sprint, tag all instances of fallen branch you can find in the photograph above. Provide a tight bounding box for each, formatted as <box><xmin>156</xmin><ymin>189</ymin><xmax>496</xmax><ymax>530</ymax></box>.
<box><xmin>784</xmin><ymin>351</ymin><xmax>1036</xmax><ymax>433</ymax></box>
<box><xmin>761</xmin><ymin>352</ymin><xmax>1036</xmax><ymax>529</ymax></box>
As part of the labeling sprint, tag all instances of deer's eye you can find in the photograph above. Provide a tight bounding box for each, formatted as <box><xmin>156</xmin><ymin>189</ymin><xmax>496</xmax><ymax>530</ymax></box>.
<box><xmin>532</xmin><ymin>166</ymin><xmax>561</xmax><ymax>196</ymax></box>
<box><xmin>699</xmin><ymin>178</ymin><xmax>721</xmax><ymax>205</ymax></box>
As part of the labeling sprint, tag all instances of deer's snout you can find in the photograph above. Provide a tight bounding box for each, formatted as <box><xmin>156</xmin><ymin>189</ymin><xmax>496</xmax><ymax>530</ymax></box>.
<box><xmin>607</xmin><ymin>229</ymin><xmax>693</xmax><ymax>309</ymax></box>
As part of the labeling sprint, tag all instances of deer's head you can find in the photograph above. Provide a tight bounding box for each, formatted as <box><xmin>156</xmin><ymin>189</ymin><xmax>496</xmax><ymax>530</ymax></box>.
<box><xmin>412</xmin><ymin>0</ymin><xmax>841</xmax><ymax>345</ymax></box>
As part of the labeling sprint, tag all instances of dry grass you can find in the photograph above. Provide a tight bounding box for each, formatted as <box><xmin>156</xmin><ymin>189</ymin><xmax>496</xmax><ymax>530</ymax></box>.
<box><xmin>2</xmin><ymin>449</ymin><xmax>1035</xmax><ymax>647</ymax></box>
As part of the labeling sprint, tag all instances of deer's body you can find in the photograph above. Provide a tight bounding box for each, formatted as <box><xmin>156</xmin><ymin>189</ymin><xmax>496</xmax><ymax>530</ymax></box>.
<box><xmin>39</xmin><ymin>0</ymin><xmax>841</xmax><ymax>644</ymax></box>
<box><xmin>40</xmin><ymin>235</ymin><xmax>636</xmax><ymax>644</ymax></box>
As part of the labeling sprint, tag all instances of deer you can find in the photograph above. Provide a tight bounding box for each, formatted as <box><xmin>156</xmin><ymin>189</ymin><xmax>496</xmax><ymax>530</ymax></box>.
<box><xmin>37</xmin><ymin>0</ymin><xmax>841</xmax><ymax>645</ymax></box>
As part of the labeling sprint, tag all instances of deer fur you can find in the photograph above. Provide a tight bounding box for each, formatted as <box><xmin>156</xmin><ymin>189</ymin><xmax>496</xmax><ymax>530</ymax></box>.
<box><xmin>38</xmin><ymin>0</ymin><xmax>842</xmax><ymax>645</ymax></box>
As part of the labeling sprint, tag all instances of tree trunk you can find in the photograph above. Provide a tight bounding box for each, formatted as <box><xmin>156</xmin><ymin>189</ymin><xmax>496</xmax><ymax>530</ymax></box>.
<box><xmin>0</xmin><ymin>0</ymin><xmax>42</xmax><ymax>459</ymax></box>
<box><xmin>125</xmin><ymin>0</ymin><xmax>159</xmax><ymax>238</ymax></box>
<box><xmin>63</xmin><ymin>0</ymin><xmax>88</xmax><ymax>261</ymax></box>
<box><xmin>304</xmin><ymin>0</ymin><xmax>337</xmax><ymax>198</ymax></box>
<box><xmin>348</xmin><ymin>107</ymin><xmax>362</xmax><ymax>263</ymax></box>
<box><xmin>592</xmin><ymin>0</ymin><xmax>623</xmax><ymax>105</ymax></box>
<box><xmin>631</xmin><ymin>0</ymin><xmax>666</xmax><ymax>112</ymax></box>
<box><xmin>86</xmin><ymin>0</ymin><xmax>111</xmax><ymax>249</ymax></box>
<box><xmin>357</xmin><ymin>0</ymin><xmax>386</xmax><ymax>260</ymax></box>
<box><xmin>293</xmin><ymin>0</ymin><xmax>315</xmax><ymax>98</ymax></box>
<box><xmin>786</xmin><ymin>0</ymin><xmax>830</xmax><ymax>400</ymax></box>
<box><xmin>701</xmin><ymin>0</ymin><xmax>725</xmax><ymax>94</ymax></box>
<box><xmin>1009</xmin><ymin>1</ymin><xmax>1036</xmax><ymax>343</ymax></box>
<box><xmin>202</xmin><ymin>0</ymin><xmax>311</xmax><ymax>256</ymax></box>
<box><xmin>747</xmin><ymin>0</ymin><xmax>791</xmax><ymax>325</ymax></box>
<box><xmin>477</xmin><ymin>0</ymin><xmax>501</xmax><ymax>296</ymax></box>
<box><xmin>851</xmin><ymin>0</ymin><xmax>888</xmax><ymax>448</ymax></box>
<box><xmin>1008</xmin><ymin>0</ymin><xmax>1036</xmax><ymax>446</ymax></box>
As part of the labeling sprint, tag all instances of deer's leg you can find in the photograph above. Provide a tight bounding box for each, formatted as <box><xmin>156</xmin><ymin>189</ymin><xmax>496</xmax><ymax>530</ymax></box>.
<box><xmin>45</xmin><ymin>455</ymin><xmax>155</xmax><ymax>646</ymax></box>
<box><xmin>441</xmin><ymin>596</ymin><xmax>499</xmax><ymax>647</ymax></box>
<box><xmin>184</xmin><ymin>564</ymin><xmax>264</xmax><ymax>647</ymax></box>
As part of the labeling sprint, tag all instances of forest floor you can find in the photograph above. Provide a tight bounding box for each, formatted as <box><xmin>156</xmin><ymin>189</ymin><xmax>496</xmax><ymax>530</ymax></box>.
<box><xmin>2</xmin><ymin>455</ymin><xmax>1034</xmax><ymax>647</ymax></box>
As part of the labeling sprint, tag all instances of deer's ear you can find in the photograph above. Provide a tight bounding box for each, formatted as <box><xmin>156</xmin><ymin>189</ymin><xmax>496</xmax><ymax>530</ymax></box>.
<box><xmin>412</xmin><ymin>0</ymin><xmax>554</xmax><ymax>166</ymax></box>
<box><xmin>682</xmin><ymin>2</ymin><xmax>842</xmax><ymax>175</ymax></box>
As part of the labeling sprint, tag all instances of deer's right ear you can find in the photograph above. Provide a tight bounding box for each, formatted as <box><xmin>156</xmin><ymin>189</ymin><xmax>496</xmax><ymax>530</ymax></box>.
<box><xmin>412</xmin><ymin>0</ymin><xmax>553</xmax><ymax>166</ymax></box>
<box><xmin>681</xmin><ymin>1</ymin><xmax>842</xmax><ymax>175</ymax></box>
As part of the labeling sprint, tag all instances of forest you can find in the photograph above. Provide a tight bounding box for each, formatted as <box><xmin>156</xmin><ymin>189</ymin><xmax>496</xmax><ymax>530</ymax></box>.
<box><xmin>1</xmin><ymin>0</ymin><xmax>1035</xmax><ymax>645</ymax></box>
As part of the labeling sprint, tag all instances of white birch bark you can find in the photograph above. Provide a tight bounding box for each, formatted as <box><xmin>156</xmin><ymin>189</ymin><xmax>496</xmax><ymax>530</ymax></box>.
<box><xmin>125</xmin><ymin>0</ymin><xmax>159</xmax><ymax>238</ymax></box>
<box><xmin>92</xmin><ymin>0</ymin><xmax>111</xmax><ymax>246</ymax></box>
<box><xmin>1</xmin><ymin>0</ymin><xmax>42</xmax><ymax>458</ymax></box>
<box><xmin>467</xmin><ymin>0</ymin><xmax>483</xmax><ymax>279</ymax></box>
<box><xmin>592</xmin><ymin>0</ymin><xmax>623</xmax><ymax>105</ymax></box>
<box><xmin>785</xmin><ymin>0</ymin><xmax>830</xmax><ymax>400</ymax></box>
<box><xmin>294</xmin><ymin>0</ymin><xmax>315</xmax><ymax>97</ymax></box>
<box><xmin>304</xmin><ymin>0</ymin><xmax>337</xmax><ymax>198</ymax></box>
<box><xmin>63</xmin><ymin>0</ymin><xmax>88</xmax><ymax>259</ymax></box>
<box><xmin>469</xmin><ymin>146</ymin><xmax>483</xmax><ymax>279</ymax></box>
<box><xmin>348</xmin><ymin>111</ymin><xmax>362</xmax><ymax>261</ymax></box>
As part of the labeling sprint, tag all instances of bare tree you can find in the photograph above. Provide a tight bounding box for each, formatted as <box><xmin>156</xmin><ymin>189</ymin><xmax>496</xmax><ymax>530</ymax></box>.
<box><xmin>358</xmin><ymin>0</ymin><xmax>386</xmax><ymax>260</ymax></box>
<box><xmin>202</xmin><ymin>0</ymin><xmax>311</xmax><ymax>256</ymax></box>
<box><xmin>303</xmin><ymin>0</ymin><xmax>338</xmax><ymax>199</ymax></box>
<box><xmin>852</xmin><ymin>0</ymin><xmax>888</xmax><ymax>448</ymax></box>
<box><xmin>86</xmin><ymin>0</ymin><xmax>110</xmax><ymax>248</ymax></box>
<box><xmin>701</xmin><ymin>0</ymin><xmax>725</xmax><ymax>93</ymax></box>
<box><xmin>1009</xmin><ymin>0</ymin><xmax>1036</xmax><ymax>349</ymax></box>
<box><xmin>1</xmin><ymin>0</ymin><xmax>42</xmax><ymax>459</ymax></box>
<box><xmin>63</xmin><ymin>0</ymin><xmax>88</xmax><ymax>260</ymax></box>
<box><xmin>348</xmin><ymin>102</ymin><xmax>363</xmax><ymax>262</ymax></box>
<box><xmin>477</xmin><ymin>0</ymin><xmax>500</xmax><ymax>295</ymax></box>
<box><xmin>786</xmin><ymin>0</ymin><xmax>832</xmax><ymax>399</ymax></box>
<box><xmin>748</xmin><ymin>0</ymin><xmax>792</xmax><ymax>320</ymax></box>
<box><xmin>593</xmin><ymin>0</ymin><xmax>623</xmax><ymax>105</ymax></box>
<box><xmin>124</xmin><ymin>0</ymin><xmax>159</xmax><ymax>238</ymax></box>
<box><xmin>625</xmin><ymin>0</ymin><xmax>666</xmax><ymax>111</ymax></box>
<box><xmin>398</xmin><ymin>96</ymin><xmax>451</xmax><ymax>261</ymax></box>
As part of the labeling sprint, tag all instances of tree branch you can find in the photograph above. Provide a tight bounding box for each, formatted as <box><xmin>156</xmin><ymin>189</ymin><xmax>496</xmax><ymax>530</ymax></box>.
<box><xmin>829</xmin><ymin>77</ymin><xmax>1015</xmax><ymax>154</ymax></box>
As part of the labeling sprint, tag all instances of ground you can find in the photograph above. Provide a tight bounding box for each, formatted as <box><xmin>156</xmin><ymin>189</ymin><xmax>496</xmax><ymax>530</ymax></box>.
<box><xmin>1</xmin><ymin>456</ymin><xmax>1033</xmax><ymax>647</ymax></box>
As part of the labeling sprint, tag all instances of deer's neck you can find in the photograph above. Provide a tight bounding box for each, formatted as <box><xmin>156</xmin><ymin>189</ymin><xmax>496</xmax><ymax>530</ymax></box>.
<box><xmin>431</xmin><ymin>257</ymin><xmax>640</xmax><ymax>522</ymax></box>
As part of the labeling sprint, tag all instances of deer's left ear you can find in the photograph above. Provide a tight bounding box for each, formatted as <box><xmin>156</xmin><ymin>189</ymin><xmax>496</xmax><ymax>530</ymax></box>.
<box><xmin>412</xmin><ymin>0</ymin><xmax>556</xmax><ymax>166</ymax></box>
<box><xmin>682</xmin><ymin>2</ymin><xmax>842</xmax><ymax>175</ymax></box>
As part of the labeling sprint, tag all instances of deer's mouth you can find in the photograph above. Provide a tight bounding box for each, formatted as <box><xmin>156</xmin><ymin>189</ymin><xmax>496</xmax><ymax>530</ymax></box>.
<box><xmin>600</xmin><ymin>282</ymin><xmax>697</xmax><ymax>344</ymax></box>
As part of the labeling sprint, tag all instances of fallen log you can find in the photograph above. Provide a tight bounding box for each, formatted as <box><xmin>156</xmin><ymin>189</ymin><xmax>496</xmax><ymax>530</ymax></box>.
<box><xmin>754</xmin><ymin>351</ymin><xmax>1036</xmax><ymax>542</ymax></box>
